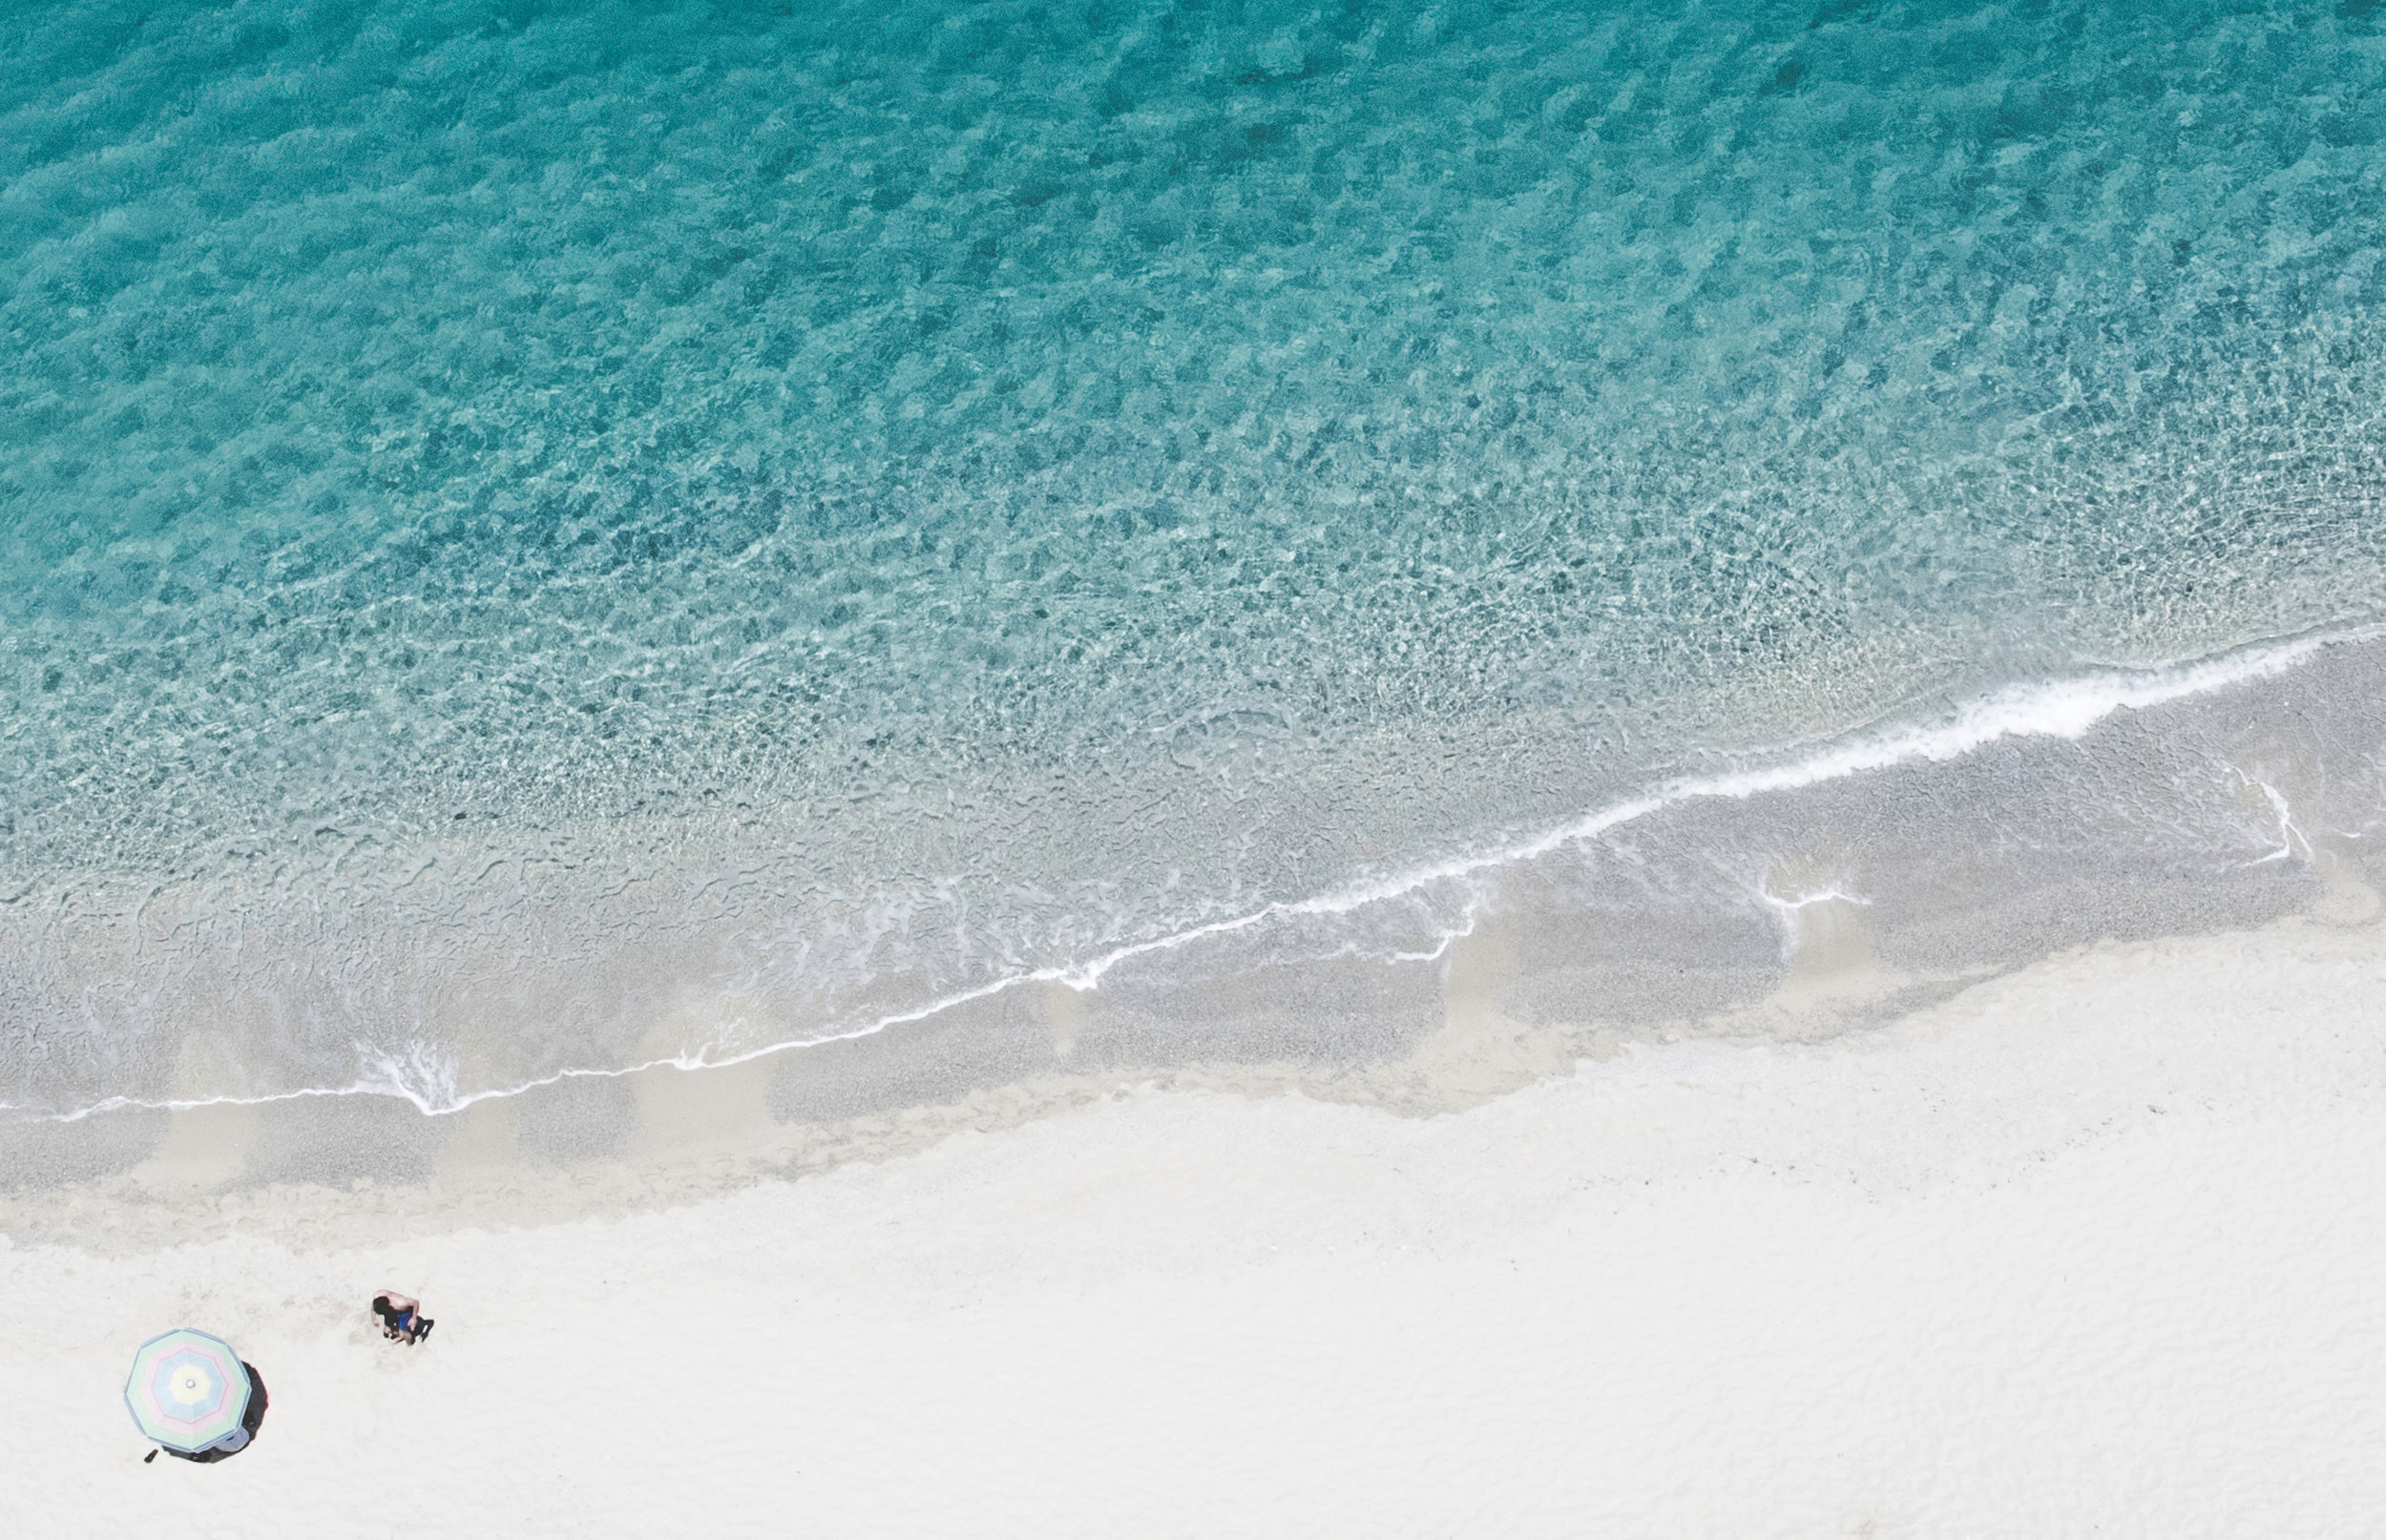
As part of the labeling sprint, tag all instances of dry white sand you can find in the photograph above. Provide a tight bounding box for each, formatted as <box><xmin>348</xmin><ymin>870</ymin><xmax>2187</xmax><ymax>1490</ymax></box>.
<box><xmin>7</xmin><ymin>912</ymin><xmax>2386</xmax><ymax>1538</ymax></box>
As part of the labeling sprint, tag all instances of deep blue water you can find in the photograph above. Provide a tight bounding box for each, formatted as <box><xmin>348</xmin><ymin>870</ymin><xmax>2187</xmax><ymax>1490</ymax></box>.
<box><xmin>5</xmin><ymin>0</ymin><xmax>2385</xmax><ymax>1111</ymax></box>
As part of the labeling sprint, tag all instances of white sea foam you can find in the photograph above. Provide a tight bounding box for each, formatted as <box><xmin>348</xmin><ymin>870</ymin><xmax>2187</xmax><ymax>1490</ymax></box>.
<box><xmin>25</xmin><ymin>621</ymin><xmax>2375</xmax><ymax>1123</ymax></box>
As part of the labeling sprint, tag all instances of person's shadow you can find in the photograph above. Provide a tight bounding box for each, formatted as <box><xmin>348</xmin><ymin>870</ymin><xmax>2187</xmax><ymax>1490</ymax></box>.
<box><xmin>167</xmin><ymin>1363</ymin><xmax>269</xmax><ymax>1463</ymax></box>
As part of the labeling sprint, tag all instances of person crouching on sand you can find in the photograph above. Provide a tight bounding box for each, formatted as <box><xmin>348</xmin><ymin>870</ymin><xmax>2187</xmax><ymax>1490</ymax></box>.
<box><xmin>371</xmin><ymin>1292</ymin><xmax>434</xmax><ymax>1345</ymax></box>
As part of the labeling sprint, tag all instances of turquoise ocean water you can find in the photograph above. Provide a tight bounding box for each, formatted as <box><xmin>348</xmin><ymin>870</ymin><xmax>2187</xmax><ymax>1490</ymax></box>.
<box><xmin>5</xmin><ymin>0</ymin><xmax>2386</xmax><ymax>1113</ymax></box>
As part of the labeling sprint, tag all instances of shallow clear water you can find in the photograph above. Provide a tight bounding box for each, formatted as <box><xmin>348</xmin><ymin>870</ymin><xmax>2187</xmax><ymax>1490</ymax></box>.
<box><xmin>5</xmin><ymin>0</ymin><xmax>2385</xmax><ymax>1112</ymax></box>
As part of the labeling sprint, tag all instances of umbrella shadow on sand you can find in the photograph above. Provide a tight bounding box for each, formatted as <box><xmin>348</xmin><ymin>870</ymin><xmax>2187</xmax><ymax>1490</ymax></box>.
<box><xmin>161</xmin><ymin>1364</ymin><xmax>269</xmax><ymax>1464</ymax></box>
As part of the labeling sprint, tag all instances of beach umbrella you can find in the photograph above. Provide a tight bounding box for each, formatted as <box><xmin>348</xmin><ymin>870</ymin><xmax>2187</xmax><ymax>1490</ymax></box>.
<box><xmin>124</xmin><ymin>1329</ymin><xmax>251</xmax><ymax>1453</ymax></box>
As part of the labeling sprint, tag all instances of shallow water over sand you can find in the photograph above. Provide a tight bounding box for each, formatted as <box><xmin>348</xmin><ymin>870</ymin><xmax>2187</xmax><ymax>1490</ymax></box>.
<box><xmin>5</xmin><ymin>0</ymin><xmax>2386</xmax><ymax>1112</ymax></box>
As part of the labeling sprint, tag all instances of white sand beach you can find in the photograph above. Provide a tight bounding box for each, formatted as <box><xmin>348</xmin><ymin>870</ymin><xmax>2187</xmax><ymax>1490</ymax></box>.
<box><xmin>7</xmin><ymin>905</ymin><xmax>2386</xmax><ymax>1538</ymax></box>
<box><xmin>12</xmin><ymin>2</ymin><xmax>2386</xmax><ymax>1534</ymax></box>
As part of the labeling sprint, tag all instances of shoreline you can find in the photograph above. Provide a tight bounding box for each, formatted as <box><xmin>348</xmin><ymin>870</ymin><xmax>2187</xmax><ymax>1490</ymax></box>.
<box><xmin>3</xmin><ymin>827</ymin><xmax>2374</xmax><ymax>1254</ymax></box>
<box><xmin>9</xmin><ymin>619</ymin><xmax>2381</xmax><ymax>1124</ymax></box>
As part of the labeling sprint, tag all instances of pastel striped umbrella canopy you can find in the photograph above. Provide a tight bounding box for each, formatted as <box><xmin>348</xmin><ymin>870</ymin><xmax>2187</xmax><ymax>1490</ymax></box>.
<box><xmin>125</xmin><ymin>1330</ymin><xmax>249</xmax><ymax>1452</ymax></box>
